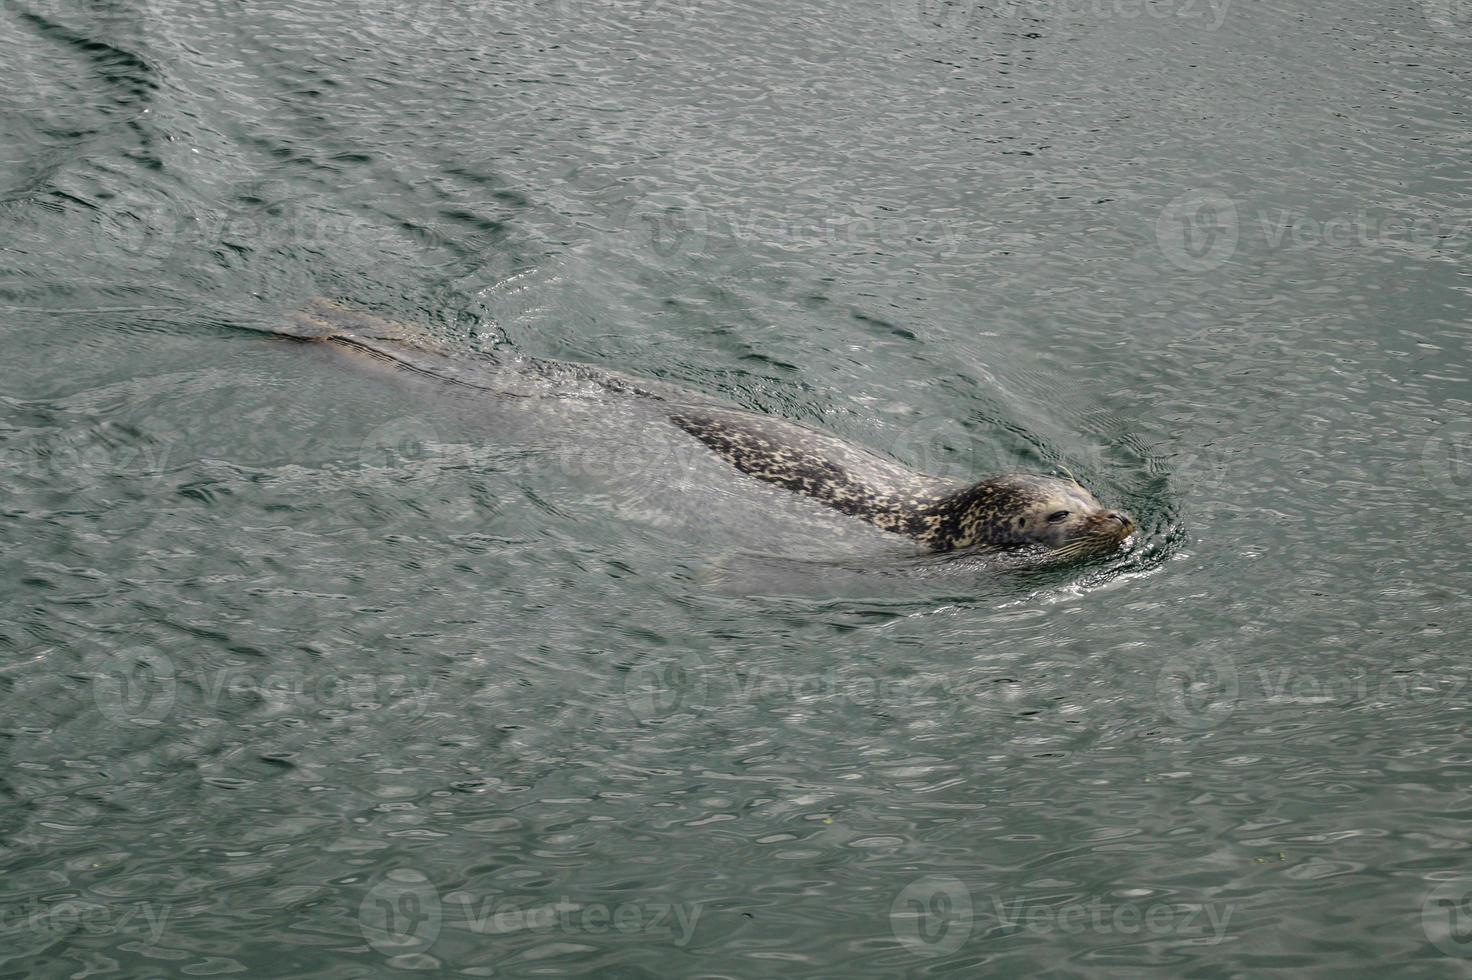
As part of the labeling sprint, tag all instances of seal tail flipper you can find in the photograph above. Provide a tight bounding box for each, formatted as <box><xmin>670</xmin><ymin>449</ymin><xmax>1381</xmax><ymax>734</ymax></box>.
<box><xmin>280</xmin><ymin>297</ymin><xmax>520</xmax><ymax>389</ymax></box>
<box><xmin>284</xmin><ymin>297</ymin><xmax>447</xmax><ymax>352</ymax></box>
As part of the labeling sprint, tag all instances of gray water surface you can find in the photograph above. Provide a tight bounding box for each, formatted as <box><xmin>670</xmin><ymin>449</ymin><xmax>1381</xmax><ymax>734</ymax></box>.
<box><xmin>2</xmin><ymin>0</ymin><xmax>1471</xmax><ymax>976</ymax></box>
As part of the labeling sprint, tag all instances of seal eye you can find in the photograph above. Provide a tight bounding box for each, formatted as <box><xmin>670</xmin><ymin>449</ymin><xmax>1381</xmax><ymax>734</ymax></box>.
<box><xmin>1046</xmin><ymin>510</ymin><xmax>1069</xmax><ymax>524</ymax></box>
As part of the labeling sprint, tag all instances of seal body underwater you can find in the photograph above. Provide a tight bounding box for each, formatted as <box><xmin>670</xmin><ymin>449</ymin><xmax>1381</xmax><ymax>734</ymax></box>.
<box><xmin>281</xmin><ymin>298</ymin><xmax>1136</xmax><ymax>559</ymax></box>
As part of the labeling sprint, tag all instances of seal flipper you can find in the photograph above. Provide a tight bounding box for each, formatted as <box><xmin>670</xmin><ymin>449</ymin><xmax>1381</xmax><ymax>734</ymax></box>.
<box><xmin>277</xmin><ymin>297</ymin><xmax>515</xmax><ymax>390</ymax></box>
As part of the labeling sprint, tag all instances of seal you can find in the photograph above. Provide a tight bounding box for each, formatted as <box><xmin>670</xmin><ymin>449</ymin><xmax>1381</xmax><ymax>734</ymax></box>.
<box><xmin>281</xmin><ymin>298</ymin><xmax>1135</xmax><ymax>559</ymax></box>
<box><xmin>666</xmin><ymin>406</ymin><xmax>1135</xmax><ymax>557</ymax></box>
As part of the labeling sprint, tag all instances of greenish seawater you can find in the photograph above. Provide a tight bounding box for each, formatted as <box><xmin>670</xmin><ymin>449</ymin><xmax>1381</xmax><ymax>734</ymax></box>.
<box><xmin>2</xmin><ymin>0</ymin><xmax>1470</xmax><ymax>975</ymax></box>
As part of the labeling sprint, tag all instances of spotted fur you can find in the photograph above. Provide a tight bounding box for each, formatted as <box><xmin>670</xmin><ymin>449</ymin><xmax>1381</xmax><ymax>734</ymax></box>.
<box><xmin>669</xmin><ymin>407</ymin><xmax>1134</xmax><ymax>555</ymax></box>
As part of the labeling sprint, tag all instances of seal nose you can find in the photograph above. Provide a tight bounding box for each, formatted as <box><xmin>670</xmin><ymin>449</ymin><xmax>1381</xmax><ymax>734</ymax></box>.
<box><xmin>1106</xmin><ymin>511</ymin><xmax>1134</xmax><ymax>534</ymax></box>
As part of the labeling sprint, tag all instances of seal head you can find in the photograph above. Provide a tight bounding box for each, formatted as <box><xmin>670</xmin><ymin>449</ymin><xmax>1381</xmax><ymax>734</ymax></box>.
<box><xmin>919</xmin><ymin>474</ymin><xmax>1135</xmax><ymax>557</ymax></box>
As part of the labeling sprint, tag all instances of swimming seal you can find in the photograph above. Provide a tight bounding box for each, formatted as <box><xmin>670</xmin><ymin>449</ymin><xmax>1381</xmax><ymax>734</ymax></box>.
<box><xmin>666</xmin><ymin>406</ymin><xmax>1135</xmax><ymax>557</ymax></box>
<box><xmin>283</xmin><ymin>298</ymin><xmax>1135</xmax><ymax>558</ymax></box>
